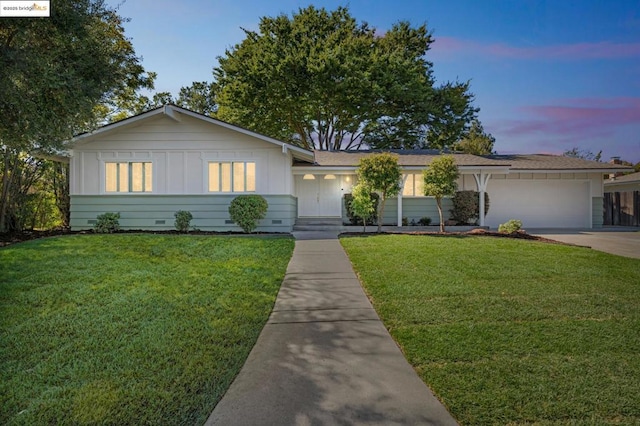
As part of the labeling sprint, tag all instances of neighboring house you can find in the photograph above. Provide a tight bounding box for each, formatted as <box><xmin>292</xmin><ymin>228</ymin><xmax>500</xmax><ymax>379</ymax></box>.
<box><xmin>603</xmin><ymin>171</ymin><xmax>640</xmax><ymax>227</ymax></box>
<box><xmin>604</xmin><ymin>171</ymin><xmax>640</xmax><ymax>193</ymax></box>
<box><xmin>67</xmin><ymin>105</ymin><xmax>630</xmax><ymax>232</ymax></box>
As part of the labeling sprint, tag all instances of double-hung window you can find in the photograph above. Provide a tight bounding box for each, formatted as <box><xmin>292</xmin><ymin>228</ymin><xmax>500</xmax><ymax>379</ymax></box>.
<box><xmin>105</xmin><ymin>162</ymin><xmax>153</xmax><ymax>193</ymax></box>
<box><xmin>208</xmin><ymin>162</ymin><xmax>256</xmax><ymax>192</ymax></box>
<box><xmin>402</xmin><ymin>173</ymin><xmax>424</xmax><ymax>197</ymax></box>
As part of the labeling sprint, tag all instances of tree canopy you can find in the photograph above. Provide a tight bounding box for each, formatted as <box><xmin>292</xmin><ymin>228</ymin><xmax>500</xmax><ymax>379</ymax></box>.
<box><xmin>423</xmin><ymin>155</ymin><xmax>459</xmax><ymax>232</ymax></box>
<box><xmin>563</xmin><ymin>147</ymin><xmax>602</xmax><ymax>162</ymax></box>
<box><xmin>0</xmin><ymin>0</ymin><xmax>153</xmax><ymax>152</ymax></box>
<box><xmin>208</xmin><ymin>6</ymin><xmax>477</xmax><ymax>151</ymax></box>
<box><xmin>0</xmin><ymin>0</ymin><xmax>151</xmax><ymax>231</ymax></box>
<box><xmin>453</xmin><ymin>120</ymin><xmax>496</xmax><ymax>155</ymax></box>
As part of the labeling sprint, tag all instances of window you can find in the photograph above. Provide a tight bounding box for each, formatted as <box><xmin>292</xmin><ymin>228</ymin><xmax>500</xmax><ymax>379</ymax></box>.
<box><xmin>402</xmin><ymin>173</ymin><xmax>424</xmax><ymax>197</ymax></box>
<box><xmin>105</xmin><ymin>162</ymin><xmax>152</xmax><ymax>193</ymax></box>
<box><xmin>208</xmin><ymin>162</ymin><xmax>256</xmax><ymax>192</ymax></box>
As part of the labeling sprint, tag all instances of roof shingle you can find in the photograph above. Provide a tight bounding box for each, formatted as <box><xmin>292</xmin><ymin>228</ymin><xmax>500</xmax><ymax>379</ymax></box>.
<box><xmin>305</xmin><ymin>150</ymin><xmax>631</xmax><ymax>171</ymax></box>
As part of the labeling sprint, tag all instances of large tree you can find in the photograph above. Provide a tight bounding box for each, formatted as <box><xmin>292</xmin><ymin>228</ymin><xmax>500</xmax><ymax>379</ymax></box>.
<box><xmin>212</xmin><ymin>6</ymin><xmax>477</xmax><ymax>151</ymax></box>
<box><xmin>176</xmin><ymin>81</ymin><xmax>218</xmax><ymax>116</ymax></box>
<box><xmin>0</xmin><ymin>0</ymin><xmax>152</xmax><ymax>231</ymax></box>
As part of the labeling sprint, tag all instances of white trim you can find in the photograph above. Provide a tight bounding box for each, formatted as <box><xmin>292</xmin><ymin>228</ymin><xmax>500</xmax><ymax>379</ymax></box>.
<box><xmin>511</xmin><ymin>169</ymin><xmax>625</xmax><ymax>174</ymax></box>
<box><xmin>398</xmin><ymin>175</ymin><xmax>409</xmax><ymax>227</ymax></box>
<box><xmin>101</xmin><ymin>159</ymin><xmax>155</xmax><ymax>195</ymax></box>
<box><xmin>473</xmin><ymin>172</ymin><xmax>491</xmax><ymax>226</ymax></box>
<box><xmin>588</xmin><ymin>180</ymin><xmax>593</xmax><ymax>229</ymax></box>
<box><xmin>164</xmin><ymin>104</ymin><xmax>181</xmax><ymax>122</ymax></box>
<box><xmin>205</xmin><ymin>160</ymin><xmax>258</xmax><ymax>193</ymax></box>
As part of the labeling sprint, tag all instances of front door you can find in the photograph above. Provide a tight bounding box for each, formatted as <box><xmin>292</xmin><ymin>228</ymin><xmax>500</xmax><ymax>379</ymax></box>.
<box><xmin>297</xmin><ymin>175</ymin><xmax>342</xmax><ymax>217</ymax></box>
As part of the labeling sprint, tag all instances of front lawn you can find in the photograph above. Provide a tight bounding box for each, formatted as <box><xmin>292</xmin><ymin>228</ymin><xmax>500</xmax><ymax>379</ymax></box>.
<box><xmin>341</xmin><ymin>235</ymin><xmax>640</xmax><ymax>425</ymax></box>
<box><xmin>0</xmin><ymin>234</ymin><xmax>294</xmax><ymax>425</ymax></box>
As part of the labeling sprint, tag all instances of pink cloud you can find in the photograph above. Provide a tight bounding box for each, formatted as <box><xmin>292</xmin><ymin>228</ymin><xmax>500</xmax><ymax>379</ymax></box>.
<box><xmin>488</xmin><ymin>97</ymin><xmax>640</xmax><ymax>161</ymax></box>
<box><xmin>432</xmin><ymin>37</ymin><xmax>640</xmax><ymax>60</ymax></box>
<box><xmin>502</xmin><ymin>97</ymin><xmax>640</xmax><ymax>137</ymax></box>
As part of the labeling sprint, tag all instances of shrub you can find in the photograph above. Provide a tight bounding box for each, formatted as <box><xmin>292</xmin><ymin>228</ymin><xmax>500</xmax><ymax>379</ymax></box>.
<box><xmin>95</xmin><ymin>212</ymin><xmax>120</xmax><ymax>233</ymax></box>
<box><xmin>418</xmin><ymin>217</ymin><xmax>432</xmax><ymax>226</ymax></box>
<box><xmin>450</xmin><ymin>191</ymin><xmax>490</xmax><ymax>224</ymax></box>
<box><xmin>174</xmin><ymin>210</ymin><xmax>193</xmax><ymax>232</ymax></box>
<box><xmin>498</xmin><ymin>219</ymin><xmax>523</xmax><ymax>234</ymax></box>
<box><xmin>402</xmin><ymin>217</ymin><xmax>408</xmax><ymax>226</ymax></box>
<box><xmin>344</xmin><ymin>192</ymin><xmax>379</xmax><ymax>225</ymax></box>
<box><xmin>228</xmin><ymin>195</ymin><xmax>268</xmax><ymax>233</ymax></box>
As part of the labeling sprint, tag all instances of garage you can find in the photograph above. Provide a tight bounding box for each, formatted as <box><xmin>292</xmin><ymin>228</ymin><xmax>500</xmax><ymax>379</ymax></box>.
<box><xmin>485</xmin><ymin>178</ymin><xmax>591</xmax><ymax>228</ymax></box>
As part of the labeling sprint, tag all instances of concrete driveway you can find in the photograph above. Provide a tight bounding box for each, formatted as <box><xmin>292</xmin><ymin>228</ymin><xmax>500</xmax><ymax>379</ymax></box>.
<box><xmin>530</xmin><ymin>228</ymin><xmax>640</xmax><ymax>259</ymax></box>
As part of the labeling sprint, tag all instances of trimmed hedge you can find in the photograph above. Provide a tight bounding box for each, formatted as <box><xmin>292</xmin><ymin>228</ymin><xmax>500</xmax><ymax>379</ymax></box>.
<box><xmin>450</xmin><ymin>190</ymin><xmax>490</xmax><ymax>225</ymax></box>
<box><xmin>228</xmin><ymin>195</ymin><xmax>268</xmax><ymax>233</ymax></box>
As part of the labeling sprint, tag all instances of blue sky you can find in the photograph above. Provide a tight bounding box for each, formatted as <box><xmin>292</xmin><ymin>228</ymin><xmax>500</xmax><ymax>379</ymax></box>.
<box><xmin>112</xmin><ymin>0</ymin><xmax>640</xmax><ymax>163</ymax></box>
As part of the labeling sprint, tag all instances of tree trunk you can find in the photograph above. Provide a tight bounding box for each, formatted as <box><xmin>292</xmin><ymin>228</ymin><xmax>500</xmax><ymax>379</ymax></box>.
<box><xmin>0</xmin><ymin>149</ymin><xmax>17</xmax><ymax>232</ymax></box>
<box><xmin>436</xmin><ymin>197</ymin><xmax>445</xmax><ymax>233</ymax></box>
<box><xmin>377</xmin><ymin>195</ymin><xmax>386</xmax><ymax>233</ymax></box>
<box><xmin>51</xmin><ymin>162</ymin><xmax>70</xmax><ymax>227</ymax></box>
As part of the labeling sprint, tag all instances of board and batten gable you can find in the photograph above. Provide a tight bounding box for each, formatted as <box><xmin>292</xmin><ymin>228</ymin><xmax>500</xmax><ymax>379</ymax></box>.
<box><xmin>70</xmin><ymin>108</ymin><xmax>309</xmax><ymax>232</ymax></box>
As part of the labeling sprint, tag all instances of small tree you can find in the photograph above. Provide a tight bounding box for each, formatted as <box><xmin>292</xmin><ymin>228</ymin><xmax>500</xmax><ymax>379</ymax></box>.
<box><xmin>228</xmin><ymin>195</ymin><xmax>268</xmax><ymax>233</ymax></box>
<box><xmin>349</xmin><ymin>183</ymin><xmax>375</xmax><ymax>232</ymax></box>
<box><xmin>423</xmin><ymin>155</ymin><xmax>459</xmax><ymax>232</ymax></box>
<box><xmin>344</xmin><ymin>192</ymin><xmax>379</xmax><ymax>226</ymax></box>
<box><xmin>356</xmin><ymin>153</ymin><xmax>402</xmax><ymax>232</ymax></box>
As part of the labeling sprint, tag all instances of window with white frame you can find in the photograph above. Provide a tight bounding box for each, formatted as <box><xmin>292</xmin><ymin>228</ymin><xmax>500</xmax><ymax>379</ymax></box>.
<box><xmin>105</xmin><ymin>162</ymin><xmax>152</xmax><ymax>193</ymax></box>
<box><xmin>402</xmin><ymin>173</ymin><xmax>424</xmax><ymax>197</ymax></box>
<box><xmin>208</xmin><ymin>162</ymin><xmax>256</xmax><ymax>192</ymax></box>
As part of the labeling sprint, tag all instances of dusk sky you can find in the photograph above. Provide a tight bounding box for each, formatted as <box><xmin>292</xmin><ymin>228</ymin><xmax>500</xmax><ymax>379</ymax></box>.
<box><xmin>111</xmin><ymin>0</ymin><xmax>640</xmax><ymax>163</ymax></box>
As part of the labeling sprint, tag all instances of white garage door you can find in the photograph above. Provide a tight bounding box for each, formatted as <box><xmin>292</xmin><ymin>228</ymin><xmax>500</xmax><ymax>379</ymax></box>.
<box><xmin>485</xmin><ymin>179</ymin><xmax>591</xmax><ymax>228</ymax></box>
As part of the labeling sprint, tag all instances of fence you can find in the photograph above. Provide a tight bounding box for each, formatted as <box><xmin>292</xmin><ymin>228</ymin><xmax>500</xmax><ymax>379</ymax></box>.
<box><xmin>604</xmin><ymin>191</ymin><xmax>640</xmax><ymax>226</ymax></box>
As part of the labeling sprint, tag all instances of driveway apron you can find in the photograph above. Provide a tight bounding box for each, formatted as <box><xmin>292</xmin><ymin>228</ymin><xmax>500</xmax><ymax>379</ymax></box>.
<box><xmin>206</xmin><ymin>231</ymin><xmax>458</xmax><ymax>425</ymax></box>
<box><xmin>530</xmin><ymin>228</ymin><xmax>640</xmax><ymax>259</ymax></box>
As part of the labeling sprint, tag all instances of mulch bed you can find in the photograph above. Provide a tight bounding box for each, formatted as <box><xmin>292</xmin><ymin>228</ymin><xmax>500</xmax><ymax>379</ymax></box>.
<box><xmin>1</xmin><ymin>228</ymin><xmax>580</xmax><ymax>249</ymax></box>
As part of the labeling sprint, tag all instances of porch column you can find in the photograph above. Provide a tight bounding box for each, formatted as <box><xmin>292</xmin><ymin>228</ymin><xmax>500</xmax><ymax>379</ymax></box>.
<box><xmin>398</xmin><ymin>175</ymin><xmax>408</xmax><ymax>227</ymax></box>
<box><xmin>473</xmin><ymin>172</ymin><xmax>491</xmax><ymax>227</ymax></box>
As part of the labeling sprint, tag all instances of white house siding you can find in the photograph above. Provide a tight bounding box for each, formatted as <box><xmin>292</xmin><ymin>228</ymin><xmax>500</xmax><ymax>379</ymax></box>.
<box><xmin>70</xmin><ymin>114</ymin><xmax>294</xmax><ymax>196</ymax></box>
<box><xmin>70</xmin><ymin>114</ymin><xmax>298</xmax><ymax>231</ymax></box>
<box><xmin>484</xmin><ymin>173</ymin><xmax>603</xmax><ymax>229</ymax></box>
<box><xmin>70</xmin><ymin>194</ymin><xmax>297</xmax><ymax>232</ymax></box>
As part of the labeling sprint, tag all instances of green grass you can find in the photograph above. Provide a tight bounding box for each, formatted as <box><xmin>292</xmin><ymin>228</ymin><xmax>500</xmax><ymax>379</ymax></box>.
<box><xmin>341</xmin><ymin>235</ymin><xmax>640</xmax><ymax>425</ymax></box>
<box><xmin>0</xmin><ymin>234</ymin><xmax>294</xmax><ymax>425</ymax></box>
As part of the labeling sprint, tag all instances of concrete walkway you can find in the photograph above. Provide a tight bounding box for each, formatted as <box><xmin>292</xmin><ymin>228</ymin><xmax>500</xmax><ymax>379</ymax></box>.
<box><xmin>530</xmin><ymin>228</ymin><xmax>640</xmax><ymax>259</ymax></box>
<box><xmin>206</xmin><ymin>231</ymin><xmax>458</xmax><ymax>426</ymax></box>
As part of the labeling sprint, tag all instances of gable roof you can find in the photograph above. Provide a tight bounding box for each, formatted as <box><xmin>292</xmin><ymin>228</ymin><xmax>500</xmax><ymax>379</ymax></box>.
<box><xmin>303</xmin><ymin>150</ymin><xmax>631</xmax><ymax>172</ymax></box>
<box><xmin>605</xmin><ymin>171</ymin><xmax>640</xmax><ymax>185</ymax></box>
<box><xmin>70</xmin><ymin>104</ymin><xmax>315</xmax><ymax>162</ymax></box>
<box><xmin>489</xmin><ymin>154</ymin><xmax>631</xmax><ymax>171</ymax></box>
<box><xmin>311</xmin><ymin>150</ymin><xmax>509</xmax><ymax>168</ymax></box>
